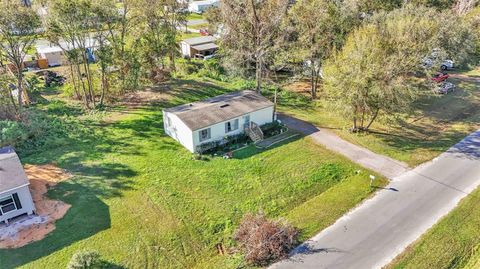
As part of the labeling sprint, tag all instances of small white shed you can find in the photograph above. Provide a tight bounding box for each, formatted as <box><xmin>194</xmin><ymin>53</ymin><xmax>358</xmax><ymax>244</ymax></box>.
<box><xmin>163</xmin><ymin>90</ymin><xmax>275</xmax><ymax>153</ymax></box>
<box><xmin>188</xmin><ymin>0</ymin><xmax>219</xmax><ymax>13</ymax></box>
<box><xmin>36</xmin><ymin>46</ymin><xmax>65</xmax><ymax>67</ymax></box>
<box><xmin>180</xmin><ymin>36</ymin><xmax>218</xmax><ymax>58</ymax></box>
<box><xmin>36</xmin><ymin>37</ymin><xmax>100</xmax><ymax>67</ymax></box>
<box><xmin>0</xmin><ymin>147</ymin><xmax>35</xmax><ymax>224</ymax></box>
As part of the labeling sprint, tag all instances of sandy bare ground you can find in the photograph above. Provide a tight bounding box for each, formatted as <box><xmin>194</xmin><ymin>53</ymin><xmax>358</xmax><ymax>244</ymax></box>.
<box><xmin>0</xmin><ymin>164</ymin><xmax>72</xmax><ymax>249</ymax></box>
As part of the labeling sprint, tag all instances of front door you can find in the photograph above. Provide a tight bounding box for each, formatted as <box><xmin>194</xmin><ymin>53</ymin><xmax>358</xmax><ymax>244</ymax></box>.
<box><xmin>243</xmin><ymin>115</ymin><xmax>250</xmax><ymax>129</ymax></box>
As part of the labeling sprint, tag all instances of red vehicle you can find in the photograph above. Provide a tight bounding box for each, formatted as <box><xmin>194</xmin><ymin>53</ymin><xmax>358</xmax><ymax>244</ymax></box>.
<box><xmin>431</xmin><ymin>72</ymin><xmax>449</xmax><ymax>83</ymax></box>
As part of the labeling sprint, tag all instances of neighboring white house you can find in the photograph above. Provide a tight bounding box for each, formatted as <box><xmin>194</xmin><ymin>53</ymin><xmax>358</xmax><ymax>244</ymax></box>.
<box><xmin>0</xmin><ymin>146</ymin><xmax>35</xmax><ymax>224</ymax></box>
<box><xmin>188</xmin><ymin>0</ymin><xmax>219</xmax><ymax>13</ymax></box>
<box><xmin>163</xmin><ymin>90</ymin><xmax>275</xmax><ymax>153</ymax></box>
<box><xmin>180</xmin><ymin>35</ymin><xmax>218</xmax><ymax>58</ymax></box>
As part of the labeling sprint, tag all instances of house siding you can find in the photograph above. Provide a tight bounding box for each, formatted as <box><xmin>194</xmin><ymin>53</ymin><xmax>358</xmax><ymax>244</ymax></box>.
<box><xmin>0</xmin><ymin>185</ymin><xmax>35</xmax><ymax>223</ymax></box>
<box><xmin>163</xmin><ymin>111</ymin><xmax>195</xmax><ymax>152</ymax></box>
<box><xmin>180</xmin><ymin>42</ymin><xmax>191</xmax><ymax>58</ymax></box>
<box><xmin>39</xmin><ymin>51</ymin><xmax>65</xmax><ymax>66</ymax></box>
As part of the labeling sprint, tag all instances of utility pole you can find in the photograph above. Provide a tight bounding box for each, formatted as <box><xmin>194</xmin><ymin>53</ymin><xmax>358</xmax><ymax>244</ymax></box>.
<box><xmin>273</xmin><ymin>88</ymin><xmax>278</xmax><ymax>122</ymax></box>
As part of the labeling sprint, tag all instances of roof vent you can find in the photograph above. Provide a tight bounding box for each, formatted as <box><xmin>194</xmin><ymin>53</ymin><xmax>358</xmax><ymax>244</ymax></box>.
<box><xmin>220</xmin><ymin>104</ymin><xmax>230</xmax><ymax>108</ymax></box>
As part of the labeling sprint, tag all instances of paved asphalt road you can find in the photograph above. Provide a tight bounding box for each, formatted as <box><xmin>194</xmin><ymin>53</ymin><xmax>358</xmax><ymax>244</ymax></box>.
<box><xmin>271</xmin><ymin>129</ymin><xmax>480</xmax><ymax>269</ymax></box>
<box><xmin>278</xmin><ymin>114</ymin><xmax>409</xmax><ymax>179</ymax></box>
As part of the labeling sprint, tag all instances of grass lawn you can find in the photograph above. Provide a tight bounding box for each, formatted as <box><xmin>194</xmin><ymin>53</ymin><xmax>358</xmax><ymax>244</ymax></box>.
<box><xmin>278</xmin><ymin>67</ymin><xmax>480</xmax><ymax>166</ymax></box>
<box><xmin>189</xmin><ymin>23</ymin><xmax>209</xmax><ymax>30</ymax></box>
<box><xmin>187</xmin><ymin>13</ymin><xmax>205</xmax><ymax>21</ymax></box>
<box><xmin>179</xmin><ymin>31</ymin><xmax>202</xmax><ymax>40</ymax></box>
<box><xmin>0</xmin><ymin>77</ymin><xmax>387</xmax><ymax>269</ymax></box>
<box><xmin>387</xmin><ymin>186</ymin><xmax>480</xmax><ymax>269</ymax></box>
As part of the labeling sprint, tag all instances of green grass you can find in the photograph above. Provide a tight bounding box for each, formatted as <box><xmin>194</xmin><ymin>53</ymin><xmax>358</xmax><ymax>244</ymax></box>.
<box><xmin>0</xmin><ymin>78</ymin><xmax>387</xmax><ymax>269</ymax></box>
<box><xmin>179</xmin><ymin>31</ymin><xmax>202</xmax><ymax>40</ymax></box>
<box><xmin>387</xmin><ymin>186</ymin><xmax>480</xmax><ymax>269</ymax></box>
<box><xmin>189</xmin><ymin>23</ymin><xmax>209</xmax><ymax>30</ymax></box>
<box><xmin>278</xmin><ymin>67</ymin><xmax>480</xmax><ymax>166</ymax></box>
<box><xmin>187</xmin><ymin>13</ymin><xmax>205</xmax><ymax>21</ymax></box>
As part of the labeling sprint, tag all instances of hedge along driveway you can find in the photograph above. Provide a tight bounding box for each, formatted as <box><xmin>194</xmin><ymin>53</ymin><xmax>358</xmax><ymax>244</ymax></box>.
<box><xmin>0</xmin><ymin>79</ymin><xmax>386</xmax><ymax>269</ymax></box>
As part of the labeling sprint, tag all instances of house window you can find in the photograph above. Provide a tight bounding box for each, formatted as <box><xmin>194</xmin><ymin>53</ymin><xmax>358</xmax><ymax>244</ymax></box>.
<box><xmin>199</xmin><ymin>128</ymin><xmax>211</xmax><ymax>142</ymax></box>
<box><xmin>225</xmin><ymin>119</ymin><xmax>239</xmax><ymax>133</ymax></box>
<box><xmin>0</xmin><ymin>195</ymin><xmax>17</xmax><ymax>215</ymax></box>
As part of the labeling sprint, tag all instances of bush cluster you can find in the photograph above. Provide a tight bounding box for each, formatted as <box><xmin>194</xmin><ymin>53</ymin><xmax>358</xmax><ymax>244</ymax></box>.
<box><xmin>261</xmin><ymin>121</ymin><xmax>287</xmax><ymax>137</ymax></box>
<box><xmin>0</xmin><ymin>107</ymin><xmax>85</xmax><ymax>154</ymax></box>
<box><xmin>67</xmin><ymin>250</ymin><xmax>101</xmax><ymax>269</ymax></box>
<box><xmin>196</xmin><ymin>133</ymin><xmax>249</xmax><ymax>154</ymax></box>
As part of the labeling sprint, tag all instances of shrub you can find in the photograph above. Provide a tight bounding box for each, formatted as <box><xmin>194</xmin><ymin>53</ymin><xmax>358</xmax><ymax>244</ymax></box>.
<box><xmin>196</xmin><ymin>133</ymin><xmax>249</xmax><ymax>154</ymax></box>
<box><xmin>261</xmin><ymin>122</ymin><xmax>286</xmax><ymax>138</ymax></box>
<box><xmin>234</xmin><ymin>213</ymin><xmax>298</xmax><ymax>266</ymax></box>
<box><xmin>67</xmin><ymin>250</ymin><xmax>101</xmax><ymax>269</ymax></box>
<box><xmin>196</xmin><ymin>59</ymin><xmax>228</xmax><ymax>81</ymax></box>
<box><xmin>176</xmin><ymin>59</ymin><xmax>202</xmax><ymax>76</ymax></box>
<box><xmin>0</xmin><ymin>120</ymin><xmax>28</xmax><ymax>147</ymax></box>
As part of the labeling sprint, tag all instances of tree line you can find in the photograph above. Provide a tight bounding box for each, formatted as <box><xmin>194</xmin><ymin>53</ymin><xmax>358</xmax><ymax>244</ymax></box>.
<box><xmin>209</xmin><ymin>0</ymin><xmax>479</xmax><ymax>130</ymax></box>
<box><xmin>0</xmin><ymin>0</ymin><xmax>479</xmax><ymax>130</ymax></box>
<box><xmin>0</xmin><ymin>0</ymin><xmax>187</xmax><ymax>115</ymax></box>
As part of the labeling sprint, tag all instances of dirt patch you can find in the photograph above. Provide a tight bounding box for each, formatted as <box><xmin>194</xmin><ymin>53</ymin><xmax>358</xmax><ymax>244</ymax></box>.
<box><xmin>285</xmin><ymin>81</ymin><xmax>312</xmax><ymax>96</ymax></box>
<box><xmin>0</xmin><ymin>164</ymin><xmax>72</xmax><ymax>249</ymax></box>
<box><xmin>449</xmin><ymin>73</ymin><xmax>480</xmax><ymax>83</ymax></box>
<box><xmin>103</xmin><ymin>86</ymin><xmax>172</xmax><ymax>124</ymax></box>
<box><xmin>122</xmin><ymin>86</ymin><xmax>171</xmax><ymax>108</ymax></box>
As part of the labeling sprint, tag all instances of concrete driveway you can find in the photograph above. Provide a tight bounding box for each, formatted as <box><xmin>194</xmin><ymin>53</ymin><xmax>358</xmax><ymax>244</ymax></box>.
<box><xmin>271</xmin><ymin>129</ymin><xmax>480</xmax><ymax>269</ymax></box>
<box><xmin>278</xmin><ymin>114</ymin><xmax>409</xmax><ymax>179</ymax></box>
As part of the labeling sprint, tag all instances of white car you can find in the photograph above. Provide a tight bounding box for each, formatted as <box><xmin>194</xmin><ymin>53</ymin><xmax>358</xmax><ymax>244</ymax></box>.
<box><xmin>193</xmin><ymin>54</ymin><xmax>215</xmax><ymax>60</ymax></box>
<box><xmin>440</xmin><ymin>60</ymin><xmax>454</xmax><ymax>70</ymax></box>
<box><xmin>422</xmin><ymin>58</ymin><xmax>455</xmax><ymax>70</ymax></box>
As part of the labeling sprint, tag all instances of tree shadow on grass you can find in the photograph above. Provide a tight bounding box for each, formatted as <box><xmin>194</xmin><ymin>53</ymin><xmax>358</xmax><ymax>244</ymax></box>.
<box><xmin>370</xmin><ymin>126</ymin><xmax>477</xmax><ymax>156</ymax></box>
<box><xmin>0</xmin><ymin>182</ymin><xmax>112</xmax><ymax>269</ymax></box>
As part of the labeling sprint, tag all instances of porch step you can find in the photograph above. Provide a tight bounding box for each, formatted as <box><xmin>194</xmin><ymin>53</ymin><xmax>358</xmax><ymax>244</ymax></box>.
<box><xmin>245</xmin><ymin>122</ymin><xmax>264</xmax><ymax>143</ymax></box>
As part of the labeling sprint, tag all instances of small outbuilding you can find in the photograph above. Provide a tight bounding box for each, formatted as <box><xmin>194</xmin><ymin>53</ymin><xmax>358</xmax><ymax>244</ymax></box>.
<box><xmin>35</xmin><ymin>37</ymin><xmax>100</xmax><ymax>68</ymax></box>
<box><xmin>36</xmin><ymin>46</ymin><xmax>65</xmax><ymax>67</ymax></box>
<box><xmin>163</xmin><ymin>90</ymin><xmax>275</xmax><ymax>153</ymax></box>
<box><xmin>0</xmin><ymin>147</ymin><xmax>35</xmax><ymax>224</ymax></box>
<box><xmin>180</xmin><ymin>36</ymin><xmax>218</xmax><ymax>58</ymax></box>
<box><xmin>188</xmin><ymin>0</ymin><xmax>219</xmax><ymax>13</ymax></box>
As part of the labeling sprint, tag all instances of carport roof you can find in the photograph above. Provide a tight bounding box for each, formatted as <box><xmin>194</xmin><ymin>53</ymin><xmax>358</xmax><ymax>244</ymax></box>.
<box><xmin>192</xmin><ymin>43</ymin><xmax>218</xmax><ymax>51</ymax></box>
<box><xmin>0</xmin><ymin>146</ymin><xmax>29</xmax><ymax>193</ymax></box>
<box><xmin>181</xmin><ymin>35</ymin><xmax>217</xmax><ymax>46</ymax></box>
<box><xmin>164</xmin><ymin>90</ymin><xmax>274</xmax><ymax>131</ymax></box>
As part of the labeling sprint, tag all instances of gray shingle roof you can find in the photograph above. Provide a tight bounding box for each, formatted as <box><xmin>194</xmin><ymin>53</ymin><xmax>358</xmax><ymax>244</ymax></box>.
<box><xmin>191</xmin><ymin>43</ymin><xmax>218</xmax><ymax>51</ymax></box>
<box><xmin>0</xmin><ymin>147</ymin><xmax>29</xmax><ymax>193</ymax></box>
<box><xmin>181</xmin><ymin>36</ymin><xmax>217</xmax><ymax>46</ymax></box>
<box><xmin>164</xmin><ymin>90</ymin><xmax>274</xmax><ymax>131</ymax></box>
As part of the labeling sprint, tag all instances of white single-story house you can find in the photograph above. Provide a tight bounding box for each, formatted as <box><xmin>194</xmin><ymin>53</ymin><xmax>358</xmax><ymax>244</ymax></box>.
<box><xmin>163</xmin><ymin>90</ymin><xmax>275</xmax><ymax>153</ymax></box>
<box><xmin>188</xmin><ymin>0</ymin><xmax>219</xmax><ymax>13</ymax></box>
<box><xmin>180</xmin><ymin>35</ymin><xmax>218</xmax><ymax>58</ymax></box>
<box><xmin>0</xmin><ymin>146</ymin><xmax>35</xmax><ymax>224</ymax></box>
